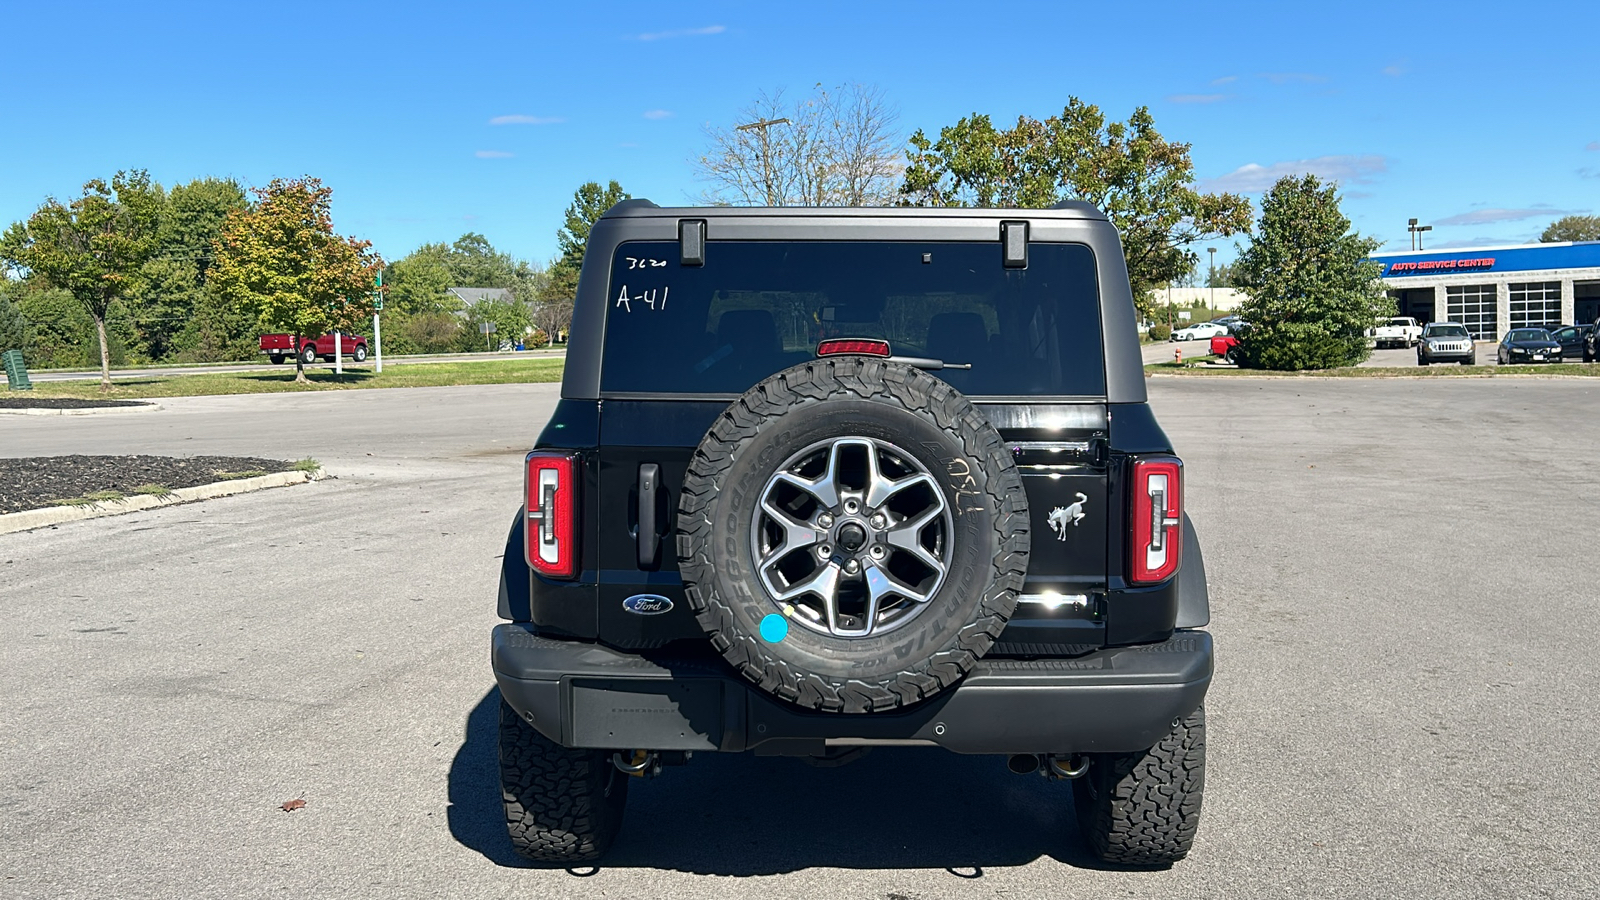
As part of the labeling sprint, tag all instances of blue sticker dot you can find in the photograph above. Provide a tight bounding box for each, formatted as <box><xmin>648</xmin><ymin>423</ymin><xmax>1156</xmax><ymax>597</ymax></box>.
<box><xmin>759</xmin><ymin>614</ymin><xmax>789</xmax><ymax>643</ymax></box>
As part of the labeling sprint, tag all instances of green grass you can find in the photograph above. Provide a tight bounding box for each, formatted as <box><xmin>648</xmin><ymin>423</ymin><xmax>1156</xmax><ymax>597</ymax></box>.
<box><xmin>130</xmin><ymin>483</ymin><xmax>175</xmax><ymax>497</ymax></box>
<box><xmin>28</xmin><ymin>358</ymin><xmax>565</xmax><ymax>400</ymax></box>
<box><xmin>1146</xmin><ymin>360</ymin><xmax>1600</xmax><ymax>377</ymax></box>
<box><xmin>211</xmin><ymin>470</ymin><xmax>270</xmax><ymax>481</ymax></box>
<box><xmin>52</xmin><ymin>490</ymin><xmax>127</xmax><ymax>507</ymax></box>
<box><xmin>290</xmin><ymin>458</ymin><xmax>320</xmax><ymax>474</ymax></box>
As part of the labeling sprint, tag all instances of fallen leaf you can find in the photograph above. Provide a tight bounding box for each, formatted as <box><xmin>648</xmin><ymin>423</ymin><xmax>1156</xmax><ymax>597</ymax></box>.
<box><xmin>280</xmin><ymin>799</ymin><xmax>306</xmax><ymax>812</ymax></box>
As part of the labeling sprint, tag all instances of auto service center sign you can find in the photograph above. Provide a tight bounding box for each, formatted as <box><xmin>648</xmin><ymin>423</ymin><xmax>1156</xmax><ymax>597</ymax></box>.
<box><xmin>1385</xmin><ymin>257</ymin><xmax>1495</xmax><ymax>275</ymax></box>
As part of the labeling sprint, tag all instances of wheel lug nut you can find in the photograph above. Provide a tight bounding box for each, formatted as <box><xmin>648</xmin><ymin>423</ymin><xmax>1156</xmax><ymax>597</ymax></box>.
<box><xmin>845</xmin><ymin>559</ymin><xmax>860</xmax><ymax>574</ymax></box>
<box><xmin>870</xmin><ymin>514</ymin><xmax>886</xmax><ymax>529</ymax></box>
<box><xmin>818</xmin><ymin>514</ymin><xmax>834</xmax><ymax>527</ymax></box>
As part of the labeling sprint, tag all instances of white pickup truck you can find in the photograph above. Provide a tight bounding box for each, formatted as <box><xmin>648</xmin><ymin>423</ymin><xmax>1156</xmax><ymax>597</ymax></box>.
<box><xmin>1374</xmin><ymin>316</ymin><xmax>1422</xmax><ymax>349</ymax></box>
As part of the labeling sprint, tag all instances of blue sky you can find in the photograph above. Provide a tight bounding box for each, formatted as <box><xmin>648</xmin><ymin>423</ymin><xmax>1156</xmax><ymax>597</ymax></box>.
<box><xmin>2</xmin><ymin>0</ymin><xmax>1596</xmax><ymax>269</ymax></box>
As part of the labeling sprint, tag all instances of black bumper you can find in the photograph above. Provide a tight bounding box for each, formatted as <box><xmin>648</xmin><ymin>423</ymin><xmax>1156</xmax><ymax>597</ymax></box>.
<box><xmin>492</xmin><ymin>625</ymin><xmax>1213</xmax><ymax>755</ymax></box>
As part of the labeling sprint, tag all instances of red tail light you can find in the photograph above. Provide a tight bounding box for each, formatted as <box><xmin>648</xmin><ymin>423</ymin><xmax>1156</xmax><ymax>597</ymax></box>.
<box><xmin>1129</xmin><ymin>457</ymin><xmax>1182</xmax><ymax>584</ymax></box>
<box><xmin>817</xmin><ymin>339</ymin><xmax>891</xmax><ymax>357</ymax></box>
<box><xmin>525</xmin><ymin>451</ymin><xmax>580</xmax><ymax>579</ymax></box>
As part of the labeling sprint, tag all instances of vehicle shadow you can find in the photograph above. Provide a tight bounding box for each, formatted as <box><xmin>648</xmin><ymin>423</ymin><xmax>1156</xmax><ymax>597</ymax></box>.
<box><xmin>448</xmin><ymin>687</ymin><xmax>1122</xmax><ymax>875</ymax></box>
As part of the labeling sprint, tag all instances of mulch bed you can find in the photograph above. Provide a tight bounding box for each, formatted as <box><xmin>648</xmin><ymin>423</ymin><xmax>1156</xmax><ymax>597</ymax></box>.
<box><xmin>0</xmin><ymin>455</ymin><xmax>295</xmax><ymax>515</ymax></box>
<box><xmin>0</xmin><ymin>397</ymin><xmax>156</xmax><ymax>409</ymax></box>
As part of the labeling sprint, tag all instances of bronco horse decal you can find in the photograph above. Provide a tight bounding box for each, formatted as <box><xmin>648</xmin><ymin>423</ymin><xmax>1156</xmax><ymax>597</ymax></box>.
<box><xmin>1047</xmin><ymin>493</ymin><xmax>1089</xmax><ymax>540</ymax></box>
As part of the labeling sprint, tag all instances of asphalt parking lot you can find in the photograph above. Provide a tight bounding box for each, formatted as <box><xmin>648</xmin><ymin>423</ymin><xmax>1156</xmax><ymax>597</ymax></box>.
<box><xmin>3</xmin><ymin>377</ymin><xmax>1598</xmax><ymax>899</ymax></box>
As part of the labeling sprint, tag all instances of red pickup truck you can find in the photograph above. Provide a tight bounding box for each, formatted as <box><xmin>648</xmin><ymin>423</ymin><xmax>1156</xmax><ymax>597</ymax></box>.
<box><xmin>260</xmin><ymin>332</ymin><xmax>368</xmax><ymax>365</ymax></box>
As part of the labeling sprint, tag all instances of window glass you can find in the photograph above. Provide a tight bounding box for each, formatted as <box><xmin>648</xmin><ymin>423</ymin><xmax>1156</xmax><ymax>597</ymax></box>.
<box><xmin>599</xmin><ymin>241</ymin><xmax>1105</xmax><ymax>396</ymax></box>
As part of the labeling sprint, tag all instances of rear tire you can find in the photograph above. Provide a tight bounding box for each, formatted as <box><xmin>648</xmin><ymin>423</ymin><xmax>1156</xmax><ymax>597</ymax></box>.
<box><xmin>270</xmin><ymin>354</ymin><xmax>285</xmax><ymax>365</ymax></box>
<box><xmin>498</xmin><ymin>701</ymin><xmax>628</xmax><ymax>863</ymax></box>
<box><xmin>1074</xmin><ymin>706</ymin><xmax>1206</xmax><ymax>867</ymax></box>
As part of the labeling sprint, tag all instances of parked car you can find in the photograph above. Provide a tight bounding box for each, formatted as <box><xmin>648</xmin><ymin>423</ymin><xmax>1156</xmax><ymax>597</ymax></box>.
<box><xmin>1416</xmin><ymin>323</ymin><xmax>1475</xmax><ymax>366</ymax></box>
<box><xmin>1170</xmin><ymin>321</ymin><xmax>1228</xmax><ymax>342</ymax></box>
<box><xmin>1497</xmin><ymin>328</ymin><xmax>1561</xmax><ymax>365</ymax></box>
<box><xmin>1210</xmin><ymin>332</ymin><xmax>1241</xmax><ymax>364</ymax></box>
<box><xmin>492</xmin><ymin>200</ymin><xmax>1213</xmax><ymax>867</ymax></box>
<box><xmin>1548</xmin><ymin>324</ymin><xmax>1595</xmax><ymax>361</ymax></box>
<box><xmin>259</xmin><ymin>332</ymin><xmax>368</xmax><ymax>365</ymax></box>
<box><xmin>1374</xmin><ymin>316</ymin><xmax>1422</xmax><ymax>349</ymax></box>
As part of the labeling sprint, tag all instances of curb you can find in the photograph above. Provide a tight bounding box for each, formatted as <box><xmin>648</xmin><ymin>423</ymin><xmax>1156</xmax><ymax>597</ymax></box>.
<box><xmin>0</xmin><ymin>403</ymin><xmax>162</xmax><ymax>417</ymax></box>
<box><xmin>0</xmin><ymin>468</ymin><xmax>321</xmax><ymax>536</ymax></box>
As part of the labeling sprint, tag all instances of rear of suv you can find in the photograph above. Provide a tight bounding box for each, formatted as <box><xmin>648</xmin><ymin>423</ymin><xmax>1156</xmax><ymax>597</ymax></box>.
<box><xmin>492</xmin><ymin>201</ymin><xmax>1214</xmax><ymax>867</ymax></box>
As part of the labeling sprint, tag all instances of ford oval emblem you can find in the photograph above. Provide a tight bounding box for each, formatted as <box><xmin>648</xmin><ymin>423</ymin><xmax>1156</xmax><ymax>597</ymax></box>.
<box><xmin>622</xmin><ymin>594</ymin><xmax>674</xmax><ymax>616</ymax></box>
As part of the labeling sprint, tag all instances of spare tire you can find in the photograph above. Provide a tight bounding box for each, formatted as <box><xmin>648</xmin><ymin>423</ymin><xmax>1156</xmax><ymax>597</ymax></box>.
<box><xmin>676</xmin><ymin>357</ymin><xmax>1029</xmax><ymax>713</ymax></box>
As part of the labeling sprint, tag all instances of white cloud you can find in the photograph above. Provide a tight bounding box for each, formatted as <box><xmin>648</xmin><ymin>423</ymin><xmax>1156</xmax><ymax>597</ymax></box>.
<box><xmin>632</xmin><ymin>25</ymin><xmax>725</xmax><ymax>41</ymax></box>
<box><xmin>1580</xmin><ymin>167</ymin><xmax>1600</xmax><ymax>179</ymax></box>
<box><xmin>475</xmin><ymin>150</ymin><xmax>514</xmax><ymax>159</ymax></box>
<box><xmin>1435</xmin><ymin>207</ymin><xmax>1577</xmax><ymax>227</ymax></box>
<box><xmin>1200</xmin><ymin>155</ymin><xmax>1388</xmax><ymax>193</ymax></box>
<box><xmin>1210</xmin><ymin>75</ymin><xmax>1238</xmax><ymax>85</ymax></box>
<box><xmin>1382</xmin><ymin>64</ymin><xmax>1406</xmax><ymax>77</ymax></box>
<box><xmin>642</xmin><ymin>109</ymin><xmax>674</xmax><ymax>120</ymax></box>
<box><xmin>1168</xmin><ymin>93</ymin><xmax>1227</xmax><ymax>104</ymax></box>
<box><xmin>1259</xmin><ymin>72</ymin><xmax>1328</xmax><ymax>84</ymax></box>
<box><xmin>489</xmin><ymin>114</ymin><xmax>564</xmax><ymax>125</ymax></box>
<box><xmin>1586</xmin><ymin>141</ymin><xmax>1600</xmax><ymax>151</ymax></box>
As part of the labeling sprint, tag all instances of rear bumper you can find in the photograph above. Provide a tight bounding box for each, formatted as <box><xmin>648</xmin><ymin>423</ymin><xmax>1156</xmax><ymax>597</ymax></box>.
<box><xmin>492</xmin><ymin>625</ymin><xmax>1213</xmax><ymax>755</ymax></box>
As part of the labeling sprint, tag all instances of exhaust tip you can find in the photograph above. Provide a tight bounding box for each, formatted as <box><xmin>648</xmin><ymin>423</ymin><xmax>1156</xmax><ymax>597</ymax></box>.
<box><xmin>1007</xmin><ymin>753</ymin><xmax>1040</xmax><ymax>775</ymax></box>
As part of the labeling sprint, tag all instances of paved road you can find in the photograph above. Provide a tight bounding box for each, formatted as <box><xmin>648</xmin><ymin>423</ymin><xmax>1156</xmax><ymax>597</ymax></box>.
<box><xmin>3</xmin><ymin>378</ymin><xmax>1599</xmax><ymax>898</ymax></box>
<box><xmin>27</xmin><ymin>349</ymin><xmax>565</xmax><ymax>383</ymax></box>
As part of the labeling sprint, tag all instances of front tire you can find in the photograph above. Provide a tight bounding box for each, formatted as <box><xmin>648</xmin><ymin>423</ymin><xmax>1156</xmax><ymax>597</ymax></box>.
<box><xmin>1074</xmin><ymin>706</ymin><xmax>1206</xmax><ymax>867</ymax></box>
<box><xmin>354</xmin><ymin>344</ymin><xmax>368</xmax><ymax>363</ymax></box>
<box><xmin>498</xmin><ymin>701</ymin><xmax>628</xmax><ymax>863</ymax></box>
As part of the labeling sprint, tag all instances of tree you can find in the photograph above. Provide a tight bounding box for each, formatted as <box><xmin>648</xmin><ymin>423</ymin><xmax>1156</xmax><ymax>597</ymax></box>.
<box><xmin>0</xmin><ymin>286</ymin><xmax>32</xmax><ymax>357</ymax></box>
<box><xmin>1206</xmin><ymin>261</ymin><xmax>1236</xmax><ymax>288</ymax></box>
<box><xmin>459</xmin><ymin>296</ymin><xmax>530</xmax><ymax>351</ymax></box>
<box><xmin>0</xmin><ymin>170</ymin><xmax>164</xmax><ymax>390</ymax></box>
<box><xmin>1540</xmin><ymin>215</ymin><xmax>1600</xmax><ymax>243</ymax></box>
<box><xmin>546</xmin><ymin>181</ymin><xmax>630</xmax><ymax>302</ymax></box>
<box><xmin>530</xmin><ymin>297</ymin><xmax>573</xmax><ymax>347</ymax></box>
<box><xmin>1232</xmin><ymin>175</ymin><xmax>1392</xmax><ymax>371</ymax></box>
<box><xmin>694</xmin><ymin>84</ymin><xmax>903</xmax><ymax>208</ymax></box>
<box><xmin>210</xmin><ymin>177</ymin><xmax>383</xmax><ymax>384</ymax></box>
<box><xmin>445</xmin><ymin>232</ymin><xmax>520</xmax><ymax>287</ymax></box>
<box><xmin>385</xmin><ymin>246</ymin><xmax>457</xmax><ymax>314</ymax></box>
<box><xmin>900</xmin><ymin>99</ymin><xmax>1254</xmax><ymax>314</ymax></box>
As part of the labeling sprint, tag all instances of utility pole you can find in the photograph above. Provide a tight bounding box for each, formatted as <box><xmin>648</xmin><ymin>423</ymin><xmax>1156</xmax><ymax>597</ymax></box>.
<box><xmin>1207</xmin><ymin>247</ymin><xmax>1217</xmax><ymax>314</ymax></box>
<box><xmin>736</xmin><ymin>117</ymin><xmax>791</xmax><ymax>206</ymax></box>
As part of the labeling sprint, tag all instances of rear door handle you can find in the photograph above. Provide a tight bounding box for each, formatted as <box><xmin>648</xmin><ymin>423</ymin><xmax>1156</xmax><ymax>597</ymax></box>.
<box><xmin>637</xmin><ymin>464</ymin><xmax>661</xmax><ymax>568</ymax></box>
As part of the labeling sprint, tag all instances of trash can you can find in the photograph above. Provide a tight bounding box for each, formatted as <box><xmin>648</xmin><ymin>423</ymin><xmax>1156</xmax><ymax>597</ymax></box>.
<box><xmin>3</xmin><ymin>349</ymin><xmax>32</xmax><ymax>391</ymax></box>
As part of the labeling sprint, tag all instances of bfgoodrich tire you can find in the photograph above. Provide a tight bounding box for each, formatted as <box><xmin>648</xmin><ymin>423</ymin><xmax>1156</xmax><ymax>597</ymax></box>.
<box><xmin>498</xmin><ymin>701</ymin><xmax>628</xmax><ymax>863</ymax></box>
<box><xmin>677</xmin><ymin>357</ymin><xmax>1029</xmax><ymax>714</ymax></box>
<box><xmin>1073</xmin><ymin>706</ymin><xmax>1206</xmax><ymax>867</ymax></box>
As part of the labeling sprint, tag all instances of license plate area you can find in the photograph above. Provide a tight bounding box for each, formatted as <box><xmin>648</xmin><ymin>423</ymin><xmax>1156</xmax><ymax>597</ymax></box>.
<box><xmin>566</xmin><ymin>678</ymin><xmax>723</xmax><ymax>750</ymax></box>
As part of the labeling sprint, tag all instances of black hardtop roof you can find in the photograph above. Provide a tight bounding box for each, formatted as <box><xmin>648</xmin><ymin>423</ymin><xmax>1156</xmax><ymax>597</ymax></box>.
<box><xmin>601</xmin><ymin>198</ymin><xmax>1108</xmax><ymax>221</ymax></box>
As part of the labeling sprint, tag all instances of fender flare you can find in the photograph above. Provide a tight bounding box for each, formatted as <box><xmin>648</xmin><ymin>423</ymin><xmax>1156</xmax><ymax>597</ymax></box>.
<box><xmin>497</xmin><ymin>509</ymin><xmax>530</xmax><ymax>620</ymax></box>
<box><xmin>1175</xmin><ymin>512</ymin><xmax>1210</xmax><ymax>628</ymax></box>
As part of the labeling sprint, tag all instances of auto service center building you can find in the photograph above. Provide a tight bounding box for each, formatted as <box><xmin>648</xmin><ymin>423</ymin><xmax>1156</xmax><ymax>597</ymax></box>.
<box><xmin>1370</xmin><ymin>242</ymin><xmax>1600</xmax><ymax>341</ymax></box>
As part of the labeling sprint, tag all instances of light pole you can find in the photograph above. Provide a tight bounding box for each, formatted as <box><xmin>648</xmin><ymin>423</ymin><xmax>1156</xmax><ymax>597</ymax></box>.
<box><xmin>1207</xmin><ymin>247</ymin><xmax>1216</xmax><ymax>314</ymax></box>
<box><xmin>736</xmin><ymin>117</ymin><xmax>791</xmax><ymax>206</ymax></box>
<box><xmin>1407</xmin><ymin>218</ymin><xmax>1432</xmax><ymax>251</ymax></box>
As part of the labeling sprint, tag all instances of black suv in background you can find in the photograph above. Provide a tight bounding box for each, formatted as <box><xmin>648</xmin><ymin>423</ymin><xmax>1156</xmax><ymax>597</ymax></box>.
<box><xmin>492</xmin><ymin>202</ymin><xmax>1214</xmax><ymax>867</ymax></box>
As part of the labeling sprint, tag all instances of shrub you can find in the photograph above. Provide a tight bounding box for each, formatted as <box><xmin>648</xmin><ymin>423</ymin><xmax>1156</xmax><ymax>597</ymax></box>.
<box><xmin>1149</xmin><ymin>324</ymin><xmax>1172</xmax><ymax>341</ymax></box>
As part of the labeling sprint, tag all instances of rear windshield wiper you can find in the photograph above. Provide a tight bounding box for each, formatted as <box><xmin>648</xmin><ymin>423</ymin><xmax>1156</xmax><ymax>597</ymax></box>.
<box><xmin>889</xmin><ymin>356</ymin><xmax>972</xmax><ymax>371</ymax></box>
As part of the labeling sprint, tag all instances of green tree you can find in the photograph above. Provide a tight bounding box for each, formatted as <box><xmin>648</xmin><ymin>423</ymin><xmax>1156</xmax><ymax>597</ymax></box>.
<box><xmin>386</xmin><ymin>245</ymin><xmax>457</xmax><ymax>314</ymax></box>
<box><xmin>0</xmin><ymin>284</ymin><xmax>33</xmax><ymax>357</ymax></box>
<box><xmin>130</xmin><ymin>178</ymin><xmax>251</xmax><ymax>361</ymax></box>
<box><xmin>445</xmin><ymin>232</ymin><xmax>520</xmax><ymax>287</ymax></box>
<box><xmin>901</xmin><ymin>99</ymin><xmax>1253</xmax><ymax>313</ymax></box>
<box><xmin>210</xmin><ymin>177</ymin><xmax>382</xmax><ymax>384</ymax></box>
<box><xmin>546</xmin><ymin>181</ymin><xmax>630</xmax><ymax>301</ymax></box>
<box><xmin>1233</xmin><ymin>175</ymin><xmax>1392</xmax><ymax>371</ymax></box>
<box><xmin>458</xmin><ymin>297</ymin><xmax>530</xmax><ymax>351</ymax></box>
<box><xmin>1206</xmin><ymin>261</ymin><xmax>1236</xmax><ymax>288</ymax></box>
<box><xmin>1540</xmin><ymin>215</ymin><xmax>1600</xmax><ymax>243</ymax></box>
<box><xmin>0</xmin><ymin>170</ymin><xmax>164</xmax><ymax>389</ymax></box>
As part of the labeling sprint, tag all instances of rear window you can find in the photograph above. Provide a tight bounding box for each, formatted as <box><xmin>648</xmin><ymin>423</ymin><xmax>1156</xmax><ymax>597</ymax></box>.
<box><xmin>598</xmin><ymin>241</ymin><xmax>1104</xmax><ymax>396</ymax></box>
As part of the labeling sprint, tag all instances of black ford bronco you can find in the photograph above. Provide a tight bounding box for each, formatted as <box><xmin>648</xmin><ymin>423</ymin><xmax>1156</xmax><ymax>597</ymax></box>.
<box><xmin>493</xmin><ymin>201</ymin><xmax>1213</xmax><ymax>866</ymax></box>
